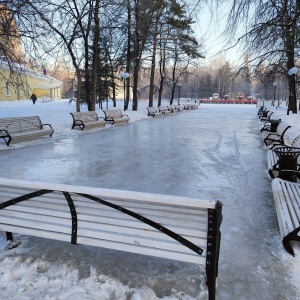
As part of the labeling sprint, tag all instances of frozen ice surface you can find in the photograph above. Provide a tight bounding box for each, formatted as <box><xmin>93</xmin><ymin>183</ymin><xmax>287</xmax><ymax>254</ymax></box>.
<box><xmin>0</xmin><ymin>100</ymin><xmax>299</xmax><ymax>299</ymax></box>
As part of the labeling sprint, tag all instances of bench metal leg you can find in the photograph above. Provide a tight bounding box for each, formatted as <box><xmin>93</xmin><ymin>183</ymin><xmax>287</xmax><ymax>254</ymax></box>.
<box><xmin>206</xmin><ymin>201</ymin><xmax>223</xmax><ymax>300</ymax></box>
<box><xmin>6</xmin><ymin>232</ymin><xmax>13</xmax><ymax>241</ymax></box>
<box><xmin>283</xmin><ymin>227</ymin><xmax>300</xmax><ymax>256</ymax></box>
<box><xmin>1</xmin><ymin>136</ymin><xmax>11</xmax><ymax>146</ymax></box>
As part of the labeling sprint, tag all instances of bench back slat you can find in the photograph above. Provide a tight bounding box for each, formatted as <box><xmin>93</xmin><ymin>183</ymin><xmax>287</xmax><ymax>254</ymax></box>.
<box><xmin>70</xmin><ymin>111</ymin><xmax>99</xmax><ymax>123</ymax></box>
<box><xmin>0</xmin><ymin>116</ymin><xmax>43</xmax><ymax>135</ymax></box>
<box><xmin>103</xmin><ymin>109</ymin><xmax>122</xmax><ymax>118</ymax></box>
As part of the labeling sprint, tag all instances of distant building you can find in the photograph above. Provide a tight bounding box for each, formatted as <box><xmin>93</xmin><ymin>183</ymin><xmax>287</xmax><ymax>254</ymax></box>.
<box><xmin>212</xmin><ymin>93</ymin><xmax>219</xmax><ymax>99</ymax></box>
<box><xmin>0</xmin><ymin>57</ymin><xmax>62</xmax><ymax>101</ymax></box>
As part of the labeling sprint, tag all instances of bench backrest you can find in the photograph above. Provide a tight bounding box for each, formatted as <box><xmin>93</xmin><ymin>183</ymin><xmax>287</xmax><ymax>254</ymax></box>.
<box><xmin>276</xmin><ymin>122</ymin><xmax>291</xmax><ymax>136</ymax></box>
<box><xmin>0</xmin><ymin>116</ymin><xmax>43</xmax><ymax>135</ymax></box>
<box><xmin>103</xmin><ymin>109</ymin><xmax>123</xmax><ymax>119</ymax></box>
<box><xmin>158</xmin><ymin>106</ymin><xmax>167</xmax><ymax>111</ymax></box>
<box><xmin>147</xmin><ymin>107</ymin><xmax>158</xmax><ymax>113</ymax></box>
<box><xmin>0</xmin><ymin>177</ymin><xmax>222</xmax><ymax>264</ymax></box>
<box><xmin>0</xmin><ymin>177</ymin><xmax>222</xmax><ymax>300</ymax></box>
<box><xmin>70</xmin><ymin>111</ymin><xmax>99</xmax><ymax>123</ymax></box>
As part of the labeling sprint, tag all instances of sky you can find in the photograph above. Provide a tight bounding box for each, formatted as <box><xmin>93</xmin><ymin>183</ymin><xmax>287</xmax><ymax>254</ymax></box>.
<box><xmin>194</xmin><ymin>2</ymin><xmax>245</xmax><ymax>65</ymax></box>
<box><xmin>0</xmin><ymin>99</ymin><xmax>300</xmax><ymax>299</ymax></box>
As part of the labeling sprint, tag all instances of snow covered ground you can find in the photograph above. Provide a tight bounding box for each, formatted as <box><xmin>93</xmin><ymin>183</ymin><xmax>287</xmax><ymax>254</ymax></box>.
<box><xmin>0</xmin><ymin>99</ymin><xmax>299</xmax><ymax>299</ymax></box>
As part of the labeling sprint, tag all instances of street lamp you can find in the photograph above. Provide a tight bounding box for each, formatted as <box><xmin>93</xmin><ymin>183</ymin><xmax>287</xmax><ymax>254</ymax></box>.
<box><xmin>288</xmin><ymin>67</ymin><xmax>298</xmax><ymax>114</ymax></box>
<box><xmin>120</xmin><ymin>71</ymin><xmax>130</xmax><ymax>111</ymax></box>
<box><xmin>272</xmin><ymin>82</ymin><xmax>278</xmax><ymax>106</ymax></box>
<box><xmin>177</xmin><ymin>83</ymin><xmax>182</xmax><ymax>105</ymax></box>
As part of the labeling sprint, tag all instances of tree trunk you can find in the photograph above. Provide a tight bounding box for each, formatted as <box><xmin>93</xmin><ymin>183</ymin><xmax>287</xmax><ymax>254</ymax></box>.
<box><xmin>90</xmin><ymin>0</ymin><xmax>100</xmax><ymax>112</ymax></box>
<box><xmin>125</xmin><ymin>0</ymin><xmax>131</xmax><ymax>111</ymax></box>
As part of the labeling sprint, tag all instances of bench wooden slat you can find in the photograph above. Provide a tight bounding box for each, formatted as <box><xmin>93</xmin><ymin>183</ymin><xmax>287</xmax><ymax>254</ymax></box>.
<box><xmin>0</xmin><ymin>190</ymin><xmax>209</xmax><ymax>237</ymax></box>
<box><xmin>77</xmin><ymin>236</ymin><xmax>206</xmax><ymax>265</ymax></box>
<box><xmin>1</xmin><ymin>205</ymin><xmax>208</xmax><ymax>239</ymax></box>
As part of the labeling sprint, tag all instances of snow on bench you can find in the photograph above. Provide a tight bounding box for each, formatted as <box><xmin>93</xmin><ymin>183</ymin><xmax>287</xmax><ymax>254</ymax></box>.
<box><xmin>0</xmin><ymin>177</ymin><xmax>222</xmax><ymax>300</ymax></box>
<box><xmin>271</xmin><ymin>178</ymin><xmax>300</xmax><ymax>256</ymax></box>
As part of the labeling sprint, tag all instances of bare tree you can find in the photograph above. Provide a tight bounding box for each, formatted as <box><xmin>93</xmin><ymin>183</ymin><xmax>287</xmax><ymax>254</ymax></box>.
<box><xmin>225</xmin><ymin>0</ymin><xmax>300</xmax><ymax>113</ymax></box>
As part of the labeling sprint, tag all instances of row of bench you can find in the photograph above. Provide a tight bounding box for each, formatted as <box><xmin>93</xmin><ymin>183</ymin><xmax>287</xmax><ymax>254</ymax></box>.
<box><xmin>258</xmin><ymin>107</ymin><xmax>300</xmax><ymax>256</ymax></box>
<box><xmin>147</xmin><ymin>103</ymin><xmax>198</xmax><ymax>117</ymax></box>
<box><xmin>0</xmin><ymin>109</ymin><xmax>129</xmax><ymax>146</ymax></box>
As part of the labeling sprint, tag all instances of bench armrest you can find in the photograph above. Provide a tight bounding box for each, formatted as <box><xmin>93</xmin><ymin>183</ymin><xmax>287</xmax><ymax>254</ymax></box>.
<box><xmin>122</xmin><ymin>114</ymin><xmax>129</xmax><ymax>117</ymax></box>
<box><xmin>41</xmin><ymin>123</ymin><xmax>53</xmax><ymax>130</ymax></box>
<box><xmin>0</xmin><ymin>129</ymin><xmax>9</xmax><ymax>137</ymax></box>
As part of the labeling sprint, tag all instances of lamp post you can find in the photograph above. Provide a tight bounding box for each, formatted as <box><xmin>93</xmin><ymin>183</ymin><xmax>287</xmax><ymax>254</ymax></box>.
<box><xmin>177</xmin><ymin>83</ymin><xmax>182</xmax><ymax>105</ymax></box>
<box><xmin>272</xmin><ymin>82</ymin><xmax>278</xmax><ymax>106</ymax></box>
<box><xmin>288</xmin><ymin>67</ymin><xmax>298</xmax><ymax>115</ymax></box>
<box><xmin>119</xmin><ymin>71</ymin><xmax>130</xmax><ymax>111</ymax></box>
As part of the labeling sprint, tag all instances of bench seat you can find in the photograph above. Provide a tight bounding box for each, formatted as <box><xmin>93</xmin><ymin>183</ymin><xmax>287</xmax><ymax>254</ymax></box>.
<box><xmin>0</xmin><ymin>116</ymin><xmax>54</xmax><ymax>146</ymax></box>
<box><xmin>271</xmin><ymin>178</ymin><xmax>300</xmax><ymax>256</ymax></box>
<box><xmin>70</xmin><ymin>111</ymin><xmax>106</xmax><ymax>130</ymax></box>
<box><xmin>103</xmin><ymin>109</ymin><xmax>129</xmax><ymax>125</ymax></box>
<box><xmin>0</xmin><ymin>177</ymin><xmax>222</xmax><ymax>300</ymax></box>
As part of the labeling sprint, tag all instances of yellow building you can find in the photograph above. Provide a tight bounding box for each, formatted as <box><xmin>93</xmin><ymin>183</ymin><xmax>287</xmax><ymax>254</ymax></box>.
<box><xmin>0</xmin><ymin>58</ymin><xmax>62</xmax><ymax>101</ymax></box>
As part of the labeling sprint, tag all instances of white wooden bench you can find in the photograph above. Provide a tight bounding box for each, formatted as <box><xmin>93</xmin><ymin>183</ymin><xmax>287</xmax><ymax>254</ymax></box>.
<box><xmin>271</xmin><ymin>178</ymin><xmax>300</xmax><ymax>256</ymax></box>
<box><xmin>261</xmin><ymin>121</ymin><xmax>292</xmax><ymax>148</ymax></box>
<box><xmin>166</xmin><ymin>105</ymin><xmax>176</xmax><ymax>113</ymax></box>
<box><xmin>147</xmin><ymin>107</ymin><xmax>162</xmax><ymax>117</ymax></box>
<box><xmin>183</xmin><ymin>103</ymin><xmax>199</xmax><ymax>110</ymax></box>
<box><xmin>0</xmin><ymin>177</ymin><xmax>223</xmax><ymax>300</ymax></box>
<box><xmin>70</xmin><ymin>111</ymin><xmax>106</xmax><ymax>131</ymax></box>
<box><xmin>0</xmin><ymin>116</ymin><xmax>54</xmax><ymax>146</ymax></box>
<box><xmin>257</xmin><ymin>106</ymin><xmax>268</xmax><ymax>117</ymax></box>
<box><xmin>259</xmin><ymin>110</ymin><xmax>274</xmax><ymax>122</ymax></box>
<box><xmin>103</xmin><ymin>109</ymin><xmax>130</xmax><ymax>125</ymax></box>
<box><xmin>173</xmin><ymin>104</ymin><xmax>184</xmax><ymax>112</ymax></box>
<box><xmin>157</xmin><ymin>106</ymin><xmax>171</xmax><ymax>115</ymax></box>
